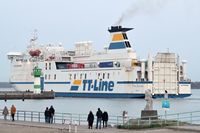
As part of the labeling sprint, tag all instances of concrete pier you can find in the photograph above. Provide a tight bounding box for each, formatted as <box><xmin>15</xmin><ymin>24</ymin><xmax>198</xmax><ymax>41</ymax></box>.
<box><xmin>0</xmin><ymin>91</ymin><xmax>54</xmax><ymax>100</ymax></box>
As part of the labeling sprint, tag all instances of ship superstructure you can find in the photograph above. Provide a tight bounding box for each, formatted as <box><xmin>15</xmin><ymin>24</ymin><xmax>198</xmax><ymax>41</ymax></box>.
<box><xmin>7</xmin><ymin>26</ymin><xmax>191</xmax><ymax>98</ymax></box>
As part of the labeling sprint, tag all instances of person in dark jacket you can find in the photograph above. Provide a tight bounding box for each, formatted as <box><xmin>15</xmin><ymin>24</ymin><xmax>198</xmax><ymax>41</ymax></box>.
<box><xmin>49</xmin><ymin>105</ymin><xmax>55</xmax><ymax>124</ymax></box>
<box><xmin>44</xmin><ymin>107</ymin><xmax>49</xmax><ymax>123</ymax></box>
<box><xmin>102</xmin><ymin>111</ymin><xmax>108</xmax><ymax>128</ymax></box>
<box><xmin>96</xmin><ymin>108</ymin><xmax>102</xmax><ymax>129</ymax></box>
<box><xmin>87</xmin><ymin>111</ymin><xmax>94</xmax><ymax>129</ymax></box>
<box><xmin>2</xmin><ymin>106</ymin><xmax>9</xmax><ymax>120</ymax></box>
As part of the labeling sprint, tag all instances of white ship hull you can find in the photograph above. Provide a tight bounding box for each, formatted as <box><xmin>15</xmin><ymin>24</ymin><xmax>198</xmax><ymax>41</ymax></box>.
<box><xmin>7</xmin><ymin>26</ymin><xmax>191</xmax><ymax>98</ymax></box>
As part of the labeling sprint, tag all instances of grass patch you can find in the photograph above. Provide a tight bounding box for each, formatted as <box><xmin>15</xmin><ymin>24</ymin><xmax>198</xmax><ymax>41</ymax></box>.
<box><xmin>117</xmin><ymin>119</ymin><xmax>187</xmax><ymax>129</ymax></box>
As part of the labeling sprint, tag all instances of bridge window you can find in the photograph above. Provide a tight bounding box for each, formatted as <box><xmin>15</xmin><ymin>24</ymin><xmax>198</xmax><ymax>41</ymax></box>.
<box><xmin>98</xmin><ymin>73</ymin><xmax>101</xmax><ymax>79</ymax></box>
<box><xmin>103</xmin><ymin>73</ymin><xmax>105</xmax><ymax>79</ymax></box>
<box><xmin>54</xmin><ymin>74</ymin><xmax>56</xmax><ymax>80</ymax></box>
<box><xmin>107</xmin><ymin>73</ymin><xmax>110</xmax><ymax>79</ymax></box>
<box><xmin>55</xmin><ymin>62</ymin><xmax>70</xmax><ymax>69</ymax></box>
<box><xmin>45</xmin><ymin>63</ymin><xmax>47</xmax><ymax>70</ymax></box>
<box><xmin>80</xmin><ymin>74</ymin><xmax>82</xmax><ymax>79</ymax></box>
<box><xmin>48</xmin><ymin>74</ymin><xmax>51</xmax><ymax>80</ymax></box>
<box><xmin>45</xmin><ymin>74</ymin><xmax>47</xmax><ymax>80</ymax></box>
<box><xmin>84</xmin><ymin>74</ymin><xmax>87</xmax><ymax>79</ymax></box>
<box><xmin>49</xmin><ymin>63</ymin><xmax>51</xmax><ymax>70</ymax></box>
<box><xmin>69</xmin><ymin>74</ymin><xmax>72</xmax><ymax>80</ymax></box>
<box><xmin>74</xmin><ymin>74</ymin><xmax>76</xmax><ymax>80</ymax></box>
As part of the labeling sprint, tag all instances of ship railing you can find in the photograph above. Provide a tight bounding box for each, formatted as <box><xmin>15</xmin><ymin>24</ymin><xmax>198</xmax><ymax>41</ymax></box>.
<box><xmin>0</xmin><ymin>109</ymin><xmax>200</xmax><ymax>127</ymax></box>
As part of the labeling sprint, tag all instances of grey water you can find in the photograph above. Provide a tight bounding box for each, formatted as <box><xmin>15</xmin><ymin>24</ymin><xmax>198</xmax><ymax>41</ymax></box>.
<box><xmin>0</xmin><ymin>86</ymin><xmax>199</xmax><ymax>117</ymax></box>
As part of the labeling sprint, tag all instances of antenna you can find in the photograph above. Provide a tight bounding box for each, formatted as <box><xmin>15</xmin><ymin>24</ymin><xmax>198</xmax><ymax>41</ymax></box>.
<box><xmin>33</xmin><ymin>29</ymin><xmax>38</xmax><ymax>40</ymax></box>
<box><xmin>30</xmin><ymin>29</ymin><xmax>38</xmax><ymax>43</ymax></box>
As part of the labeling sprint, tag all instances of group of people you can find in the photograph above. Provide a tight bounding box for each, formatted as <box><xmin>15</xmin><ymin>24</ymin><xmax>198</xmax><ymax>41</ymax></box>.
<box><xmin>87</xmin><ymin>108</ymin><xmax>108</xmax><ymax>129</ymax></box>
<box><xmin>2</xmin><ymin>105</ymin><xmax>16</xmax><ymax>121</ymax></box>
<box><xmin>44</xmin><ymin>105</ymin><xmax>55</xmax><ymax>124</ymax></box>
<box><xmin>2</xmin><ymin>104</ymin><xmax>55</xmax><ymax>123</ymax></box>
<box><xmin>2</xmin><ymin>105</ymin><xmax>109</xmax><ymax>129</ymax></box>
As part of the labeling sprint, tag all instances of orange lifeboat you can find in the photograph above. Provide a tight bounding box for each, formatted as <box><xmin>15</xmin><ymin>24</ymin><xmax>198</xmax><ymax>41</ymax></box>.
<box><xmin>29</xmin><ymin>49</ymin><xmax>41</xmax><ymax>57</ymax></box>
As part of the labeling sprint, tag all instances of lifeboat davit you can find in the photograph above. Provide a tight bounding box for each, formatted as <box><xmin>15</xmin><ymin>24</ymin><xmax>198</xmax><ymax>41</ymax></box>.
<box><xmin>29</xmin><ymin>49</ymin><xmax>41</xmax><ymax>57</ymax></box>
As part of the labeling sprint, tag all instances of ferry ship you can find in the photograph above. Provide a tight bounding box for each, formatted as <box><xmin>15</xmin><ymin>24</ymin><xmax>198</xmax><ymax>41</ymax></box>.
<box><xmin>7</xmin><ymin>26</ymin><xmax>191</xmax><ymax>98</ymax></box>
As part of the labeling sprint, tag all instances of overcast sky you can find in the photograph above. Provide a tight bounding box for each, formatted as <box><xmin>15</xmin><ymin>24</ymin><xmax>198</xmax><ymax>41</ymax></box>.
<box><xmin>0</xmin><ymin>0</ymin><xmax>200</xmax><ymax>81</ymax></box>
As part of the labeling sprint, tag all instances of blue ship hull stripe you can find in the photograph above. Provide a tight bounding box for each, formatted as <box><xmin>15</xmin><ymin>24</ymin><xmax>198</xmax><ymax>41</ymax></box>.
<box><xmin>55</xmin><ymin>92</ymin><xmax>191</xmax><ymax>98</ymax></box>
<box><xmin>45</xmin><ymin>82</ymin><xmax>70</xmax><ymax>84</ymax></box>
<box><xmin>117</xmin><ymin>81</ymin><xmax>153</xmax><ymax>84</ymax></box>
<box><xmin>117</xmin><ymin>81</ymin><xmax>191</xmax><ymax>84</ymax></box>
<box><xmin>10</xmin><ymin>82</ymin><xmax>71</xmax><ymax>84</ymax></box>
<box><xmin>10</xmin><ymin>82</ymin><xmax>34</xmax><ymax>84</ymax></box>
<box><xmin>55</xmin><ymin>92</ymin><xmax>145</xmax><ymax>98</ymax></box>
<box><xmin>10</xmin><ymin>81</ymin><xmax>191</xmax><ymax>85</ymax></box>
<box><xmin>179</xmin><ymin>82</ymin><xmax>191</xmax><ymax>84</ymax></box>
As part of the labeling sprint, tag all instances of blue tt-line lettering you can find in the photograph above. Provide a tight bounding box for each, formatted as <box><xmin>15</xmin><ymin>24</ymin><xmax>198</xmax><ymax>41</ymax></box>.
<box><xmin>108</xmin><ymin>81</ymin><xmax>114</xmax><ymax>91</ymax></box>
<box><xmin>87</xmin><ymin>80</ymin><xmax>92</xmax><ymax>91</ymax></box>
<box><xmin>82</xmin><ymin>80</ymin><xmax>87</xmax><ymax>91</ymax></box>
<box><xmin>82</xmin><ymin>80</ymin><xmax>114</xmax><ymax>92</ymax></box>
<box><xmin>94</xmin><ymin>80</ymin><xmax>98</xmax><ymax>91</ymax></box>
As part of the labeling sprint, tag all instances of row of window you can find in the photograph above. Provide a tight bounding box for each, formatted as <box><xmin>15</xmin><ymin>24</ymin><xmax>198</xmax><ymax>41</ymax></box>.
<box><xmin>44</xmin><ymin>72</ymin><xmax>121</xmax><ymax>80</ymax></box>
<box><xmin>70</xmin><ymin>72</ymin><xmax>111</xmax><ymax>80</ymax></box>
<box><xmin>45</xmin><ymin>74</ymin><xmax>56</xmax><ymax>80</ymax></box>
<box><xmin>45</xmin><ymin>63</ymin><xmax>52</xmax><ymax>70</ymax></box>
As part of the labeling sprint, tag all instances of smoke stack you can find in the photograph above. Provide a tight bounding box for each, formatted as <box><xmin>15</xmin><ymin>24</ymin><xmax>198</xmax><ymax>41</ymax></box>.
<box><xmin>108</xmin><ymin>26</ymin><xmax>133</xmax><ymax>33</ymax></box>
<box><xmin>108</xmin><ymin>26</ymin><xmax>133</xmax><ymax>50</ymax></box>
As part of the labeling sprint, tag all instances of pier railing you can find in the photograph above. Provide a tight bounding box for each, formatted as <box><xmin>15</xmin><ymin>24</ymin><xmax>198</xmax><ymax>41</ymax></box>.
<box><xmin>118</xmin><ymin>111</ymin><xmax>200</xmax><ymax>128</ymax></box>
<box><xmin>0</xmin><ymin>109</ymin><xmax>120</xmax><ymax>125</ymax></box>
<box><xmin>0</xmin><ymin>109</ymin><xmax>200</xmax><ymax>127</ymax></box>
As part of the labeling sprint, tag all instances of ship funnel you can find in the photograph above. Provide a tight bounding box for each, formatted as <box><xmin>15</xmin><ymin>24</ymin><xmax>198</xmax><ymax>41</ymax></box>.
<box><xmin>108</xmin><ymin>26</ymin><xmax>133</xmax><ymax>33</ymax></box>
<box><xmin>108</xmin><ymin>26</ymin><xmax>133</xmax><ymax>50</ymax></box>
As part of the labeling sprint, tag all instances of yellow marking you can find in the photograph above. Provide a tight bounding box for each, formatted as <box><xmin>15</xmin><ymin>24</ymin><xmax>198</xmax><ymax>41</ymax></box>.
<box><xmin>73</xmin><ymin>80</ymin><xmax>82</xmax><ymax>85</ymax></box>
<box><xmin>112</xmin><ymin>34</ymin><xmax>124</xmax><ymax>41</ymax></box>
<box><xmin>131</xmin><ymin>59</ymin><xmax>139</xmax><ymax>68</ymax></box>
